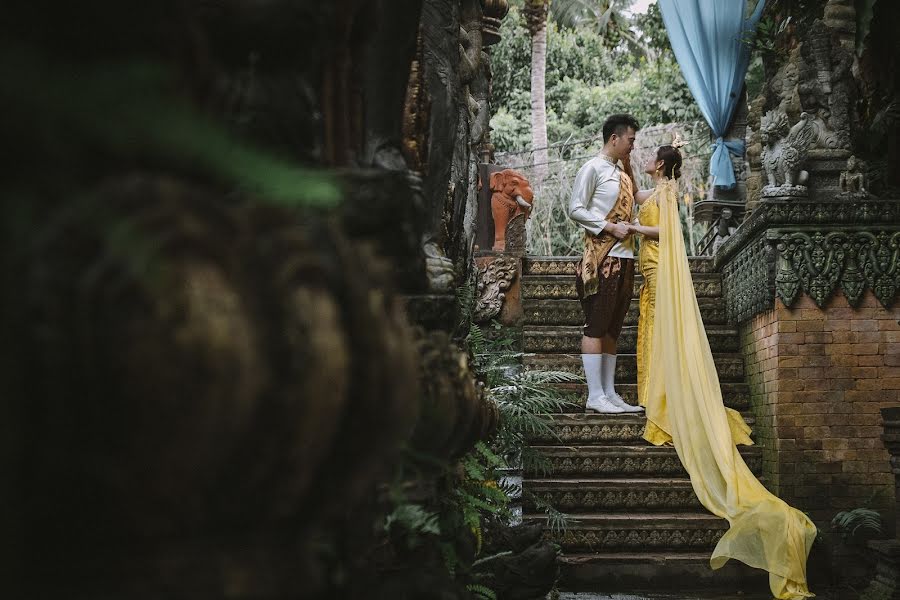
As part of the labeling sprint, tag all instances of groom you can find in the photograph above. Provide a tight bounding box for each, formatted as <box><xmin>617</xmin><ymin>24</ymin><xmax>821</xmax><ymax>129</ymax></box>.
<box><xmin>569</xmin><ymin>114</ymin><xmax>643</xmax><ymax>414</ymax></box>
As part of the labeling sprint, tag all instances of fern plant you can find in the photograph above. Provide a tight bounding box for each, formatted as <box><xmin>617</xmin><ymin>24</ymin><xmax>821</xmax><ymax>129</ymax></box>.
<box><xmin>831</xmin><ymin>507</ymin><xmax>884</xmax><ymax>545</ymax></box>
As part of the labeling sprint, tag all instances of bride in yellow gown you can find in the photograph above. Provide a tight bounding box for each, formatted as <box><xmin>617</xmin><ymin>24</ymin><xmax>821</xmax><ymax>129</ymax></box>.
<box><xmin>629</xmin><ymin>143</ymin><xmax>818</xmax><ymax>600</ymax></box>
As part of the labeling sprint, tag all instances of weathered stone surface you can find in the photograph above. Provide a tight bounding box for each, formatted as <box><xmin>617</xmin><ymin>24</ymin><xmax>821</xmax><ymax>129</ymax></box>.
<box><xmin>525</xmin><ymin>478</ymin><xmax>703</xmax><ymax>512</ymax></box>
<box><xmin>715</xmin><ymin>196</ymin><xmax>900</xmax><ymax>322</ymax></box>
<box><xmin>523</xmin><ymin>326</ymin><xmax>740</xmax><ymax>354</ymax></box>
<box><xmin>525</xmin><ymin>513</ymin><xmax>729</xmax><ymax>552</ymax></box>
<box><xmin>523</xmin><ymin>256</ymin><xmax>716</xmax><ymax>276</ymax></box>
<box><xmin>526</xmin><ymin>445</ymin><xmax>762</xmax><ymax>478</ymax></box>
<box><xmin>524</xmin><ymin>353</ymin><xmax>746</xmax><ymax>383</ymax></box>
<box><xmin>529</xmin><ymin>413</ymin><xmax>754</xmax><ymax>446</ymax></box>
<box><xmin>556</xmin><ymin>552</ymin><xmax>768</xmax><ymax>592</ymax></box>
<box><xmin>522</xmin><ymin>274</ymin><xmax>724</xmax><ymax>300</ymax></box>
<box><xmin>523</xmin><ymin>298</ymin><xmax>727</xmax><ymax>327</ymax></box>
<box><xmin>549</xmin><ymin>382</ymin><xmax>751</xmax><ymax>412</ymax></box>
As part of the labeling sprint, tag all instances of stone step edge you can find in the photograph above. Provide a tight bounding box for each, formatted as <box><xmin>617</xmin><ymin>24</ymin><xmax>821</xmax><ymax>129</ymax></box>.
<box><xmin>528</xmin><ymin>444</ymin><xmax>760</xmax><ymax>452</ymax></box>
<box><xmin>524</xmin><ymin>325</ymin><xmax>739</xmax><ymax>334</ymax></box>
<box><xmin>559</xmin><ymin>551</ymin><xmax>724</xmax><ymax>563</ymax></box>
<box><xmin>523</xmin><ymin>512</ymin><xmax>724</xmax><ymax>523</ymax></box>
<box><xmin>527</xmin><ymin>477</ymin><xmax>692</xmax><ymax>484</ymax></box>
<box><xmin>525</xmin><ymin>352</ymin><xmax>745</xmax><ymax>360</ymax></box>
<box><xmin>537</xmin><ymin>413</ymin><xmax>756</xmax><ymax>423</ymax></box>
<box><xmin>556</xmin><ymin>552</ymin><xmax>771</xmax><ymax>594</ymax></box>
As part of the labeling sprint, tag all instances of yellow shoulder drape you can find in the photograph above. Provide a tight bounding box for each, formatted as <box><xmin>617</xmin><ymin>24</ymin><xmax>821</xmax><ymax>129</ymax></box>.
<box><xmin>646</xmin><ymin>179</ymin><xmax>817</xmax><ymax>600</ymax></box>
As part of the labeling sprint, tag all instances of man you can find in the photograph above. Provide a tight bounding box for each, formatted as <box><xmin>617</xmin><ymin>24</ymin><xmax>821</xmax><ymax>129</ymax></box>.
<box><xmin>568</xmin><ymin>114</ymin><xmax>643</xmax><ymax>414</ymax></box>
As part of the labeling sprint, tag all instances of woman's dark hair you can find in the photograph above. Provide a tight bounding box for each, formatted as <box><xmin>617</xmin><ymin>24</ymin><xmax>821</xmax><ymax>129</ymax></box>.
<box><xmin>656</xmin><ymin>145</ymin><xmax>683</xmax><ymax>179</ymax></box>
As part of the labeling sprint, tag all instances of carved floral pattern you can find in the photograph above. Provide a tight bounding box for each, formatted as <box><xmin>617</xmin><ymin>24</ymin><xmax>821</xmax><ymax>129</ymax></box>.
<box><xmin>546</xmin><ymin>527</ymin><xmax>725</xmax><ymax>550</ymax></box>
<box><xmin>522</xmin><ymin>278</ymin><xmax>723</xmax><ymax>300</ymax></box>
<box><xmin>473</xmin><ymin>256</ymin><xmax>518</xmax><ymax>322</ymax></box>
<box><xmin>526</xmin><ymin>488</ymin><xmax>702</xmax><ymax>511</ymax></box>
<box><xmin>524</xmin><ymin>355</ymin><xmax>746</xmax><ymax>382</ymax></box>
<box><xmin>776</xmin><ymin>231</ymin><xmax>900</xmax><ymax>308</ymax></box>
<box><xmin>524</xmin><ymin>259</ymin><xmax>579</xmax><ymax>276</ymax></box>
<box><xmin>529</xmin><ymin>453</ymin><xmax>762</xmax><ymax>478</ymax></box>
<box><xmin>716</xmin><ymin>198</ymin><xmax>900</xmax><ymax>322</ymax></box>
<box><xmin>523</xmin><ymin>328</ymin><xmax>739</xmax><ymax>354</ymax></box>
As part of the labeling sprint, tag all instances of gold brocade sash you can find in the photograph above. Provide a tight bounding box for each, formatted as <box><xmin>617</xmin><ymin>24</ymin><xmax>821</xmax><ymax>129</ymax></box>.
<box><xmin>579</xmin><ymin>171</ymin><xmax>634</xmax><ymax>299</ymax></box>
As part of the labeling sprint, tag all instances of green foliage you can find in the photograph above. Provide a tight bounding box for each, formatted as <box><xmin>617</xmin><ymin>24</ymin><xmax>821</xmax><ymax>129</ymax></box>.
<box><xmin>831</xmin><ymin>507</ymin><xmax>884</xmax><ymax>545</ymax></box>
<box><xmin>490</xmin><ymin>6</ymin><xmax>702</xmax><ymax>154</ymax></box>
<box><xmin>385</xmin><ymin>503</ymin><xmax>442</xmax><ymax>539</ymax></box>
<box><xmin>467</xmin><ymin>583</ymin><xmax>499</xmax><ymax>600</ymax></box>
<box><xmin>633</xmin><ymin>2</ymin><xmax>669</xmax><ymax>58</ymax></box>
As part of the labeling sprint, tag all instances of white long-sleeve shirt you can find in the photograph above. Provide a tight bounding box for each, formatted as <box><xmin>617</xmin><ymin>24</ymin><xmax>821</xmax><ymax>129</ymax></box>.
<box><xmin>568</xmin><ymin>156</ymin><xmax>634</xmax><ymax>259</ymax></box>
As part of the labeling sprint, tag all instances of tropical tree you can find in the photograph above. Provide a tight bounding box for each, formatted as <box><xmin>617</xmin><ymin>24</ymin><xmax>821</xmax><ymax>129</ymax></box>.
<box><xmin>523</xmin><ymin>0</ymin><xmax>551</xmax><ymax>185</ymax></box>
<box><xmin>551</xmin><ymin>0</ymin><xmax>647</xmax><ymax>57</ymax></box>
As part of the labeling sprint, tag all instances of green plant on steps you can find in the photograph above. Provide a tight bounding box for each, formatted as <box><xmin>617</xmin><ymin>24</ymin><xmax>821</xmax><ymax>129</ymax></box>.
<box><xmin>831</xmin><ymin>507</ymin><xmax>884</xmax><ymax>545</ymax></box>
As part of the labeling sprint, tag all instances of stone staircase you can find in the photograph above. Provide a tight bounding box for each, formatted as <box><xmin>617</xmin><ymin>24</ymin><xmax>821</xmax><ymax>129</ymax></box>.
<box><xmin>520</xmin><ymin>256</ymin><xmax>766</xmax><ymax>593</ymax></box>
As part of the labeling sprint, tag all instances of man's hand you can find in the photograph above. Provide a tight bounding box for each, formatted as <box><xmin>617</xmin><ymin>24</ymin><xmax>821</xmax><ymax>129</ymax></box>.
<box><xmin>606</xmin><ymin>221</ymin><xmax>631</xmax><ymax>240</ymax></box>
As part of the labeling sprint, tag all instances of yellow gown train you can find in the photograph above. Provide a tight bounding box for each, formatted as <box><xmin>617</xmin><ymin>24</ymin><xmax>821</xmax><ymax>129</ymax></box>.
<box><xmin>639</xmin><ymin>180</ymin><xmax>817</xmax><ymax>600</ymax></box>
<box><xmin>636</xmin><ymin>190</ymin><xmax>751</xmax><ymax>446</ymax></box>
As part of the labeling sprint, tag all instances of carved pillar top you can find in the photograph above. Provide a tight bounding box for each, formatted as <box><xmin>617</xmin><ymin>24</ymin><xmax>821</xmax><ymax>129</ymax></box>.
<box><xmin>481</xmin><ymin>0</ymin><xmax>510</xmax><ymax>46</ymax></box>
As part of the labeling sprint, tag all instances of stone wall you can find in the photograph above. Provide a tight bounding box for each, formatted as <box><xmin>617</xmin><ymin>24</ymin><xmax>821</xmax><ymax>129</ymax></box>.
<box><xmin>741</xmin><ymin>291</ymin><xmax>899</xmax><ymax>524</ymax></box>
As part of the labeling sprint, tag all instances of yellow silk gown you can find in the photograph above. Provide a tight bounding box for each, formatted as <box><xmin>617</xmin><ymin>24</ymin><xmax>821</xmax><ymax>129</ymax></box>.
<box><xmin>642</xmin><ymin>179</ymin><xmax>817</xmax><ymax>599</ymax></box>
<box><xmin>637</xmin><ymin>190</ymin><xmax>752</xmax><ymax>446</ymax></box>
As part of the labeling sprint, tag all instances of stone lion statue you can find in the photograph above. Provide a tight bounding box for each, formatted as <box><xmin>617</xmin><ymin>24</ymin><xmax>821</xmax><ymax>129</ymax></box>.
<box><xmin>760</xmin><ymin>110</ymin><xmax>818</xmax><ymax>191</ymax></box>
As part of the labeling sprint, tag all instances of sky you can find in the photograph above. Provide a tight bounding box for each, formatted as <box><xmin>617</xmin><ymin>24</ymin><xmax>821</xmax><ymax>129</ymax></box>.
<box><xmin>625</xmin><ymin>0</ymin><xmax>657</xmax><ymax>15</ymax></box>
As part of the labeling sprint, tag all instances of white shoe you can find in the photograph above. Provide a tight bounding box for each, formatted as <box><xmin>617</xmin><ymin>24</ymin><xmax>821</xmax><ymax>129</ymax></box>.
<box><xmin>585</xmin><ymin>394</ymin><xmax>626</xmax><ymax>414</ymax></box>
<box><xmin>607</xmin><ymin>392</ymin><xmax>644</xmax><ymax>413</ymax></box>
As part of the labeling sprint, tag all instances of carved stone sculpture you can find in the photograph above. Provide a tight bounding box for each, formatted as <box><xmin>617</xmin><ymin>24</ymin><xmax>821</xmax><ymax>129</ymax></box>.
<box><xmin>799</xmin><ymin>19</ymin><xmax>855</xmax><ymax>151</ymax></box>
<box><xmin>760</xmin><ymin>111</ymin><xmax>819</xmax><ymax>196</ymax></box>
<box><xmin>473</xmin><ymin>256</ymin><xmax>518</xmax><ymax>322</ymax></box>
<box><xmin>481</xmin><ymin>0</ymin><xmax>510</xmax><ymax>46</ymax></box>
<box><xmin>424</xmin><ymin>240</ymin><xmax>456</xmax><ymax>292</ymax></box>
<box><xmin>490</xmin><ymin>169</ymin><xmax>534</xmax><ymax>251</ymax></box>
<box><xmin>840</xmin><ymin>155</ymin><xmax>869</xmax><ymax>196</ymax></box>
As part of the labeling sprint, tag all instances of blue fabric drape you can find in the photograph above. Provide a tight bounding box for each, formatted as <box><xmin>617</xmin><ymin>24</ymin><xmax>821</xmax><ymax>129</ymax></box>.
<box><xmin>657</xmin><ymin>0</ymin><xmax>765</xmax><ymax>189</ymax></box>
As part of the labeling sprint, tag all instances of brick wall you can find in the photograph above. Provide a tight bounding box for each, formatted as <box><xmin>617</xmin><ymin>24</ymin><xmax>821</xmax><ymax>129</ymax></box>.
<box><xmin>740</xmin><ymin>291</ymin><xmax>900</xmax><ymax>525</ymax></box>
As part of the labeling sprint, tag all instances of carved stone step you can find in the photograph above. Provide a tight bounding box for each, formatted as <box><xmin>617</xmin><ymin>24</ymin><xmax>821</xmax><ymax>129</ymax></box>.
<box><xmin>523</xmin><ymin>297</ymin><xmax>727</xmax><ymax>327</ymax></box>
<box><xmin>523</xmin><ymin>256</ymin><xmax>717</xmax><ymax>276</ymax></box>
<box><xmin>525</xmin><ymin>445</ymin><xmax>762</xmax><ymax>478</ymax></box>
<box><xmin>557</xmin><ymin>552</ymin><xmax>768</xmax><ymax>592</ymax></box>
<box><xmin>524</xmin><ymin>353</ymin><xmax>746</xmax><ymax>382</ymax></box>
<box><xmin>524</xmin><ymin>477</ymin><xmax>703</xmax><ymax>512</ymax></box>
<box><xmin>521</xmin><ymin>274</ymin><xmax>723</xmax><ymax>300</ymax></box>
<box><xmin>528</xmin><ymin>413</ymin><xmax>754</xmax><ymax>446</ymax></box>
<box><xmin>524</xmin><ymin>326</ymin><xmax>740</xmax><ymax>354</ymax></box>
<box><xmin>551</xmin><ymin>382</ymin><xmax>751</xmax><ymax>412</ymax></box>
<box><xmin>524</xmin><ymin>512</ymin><xmax>728</xmax><ymax>552</ymax></box>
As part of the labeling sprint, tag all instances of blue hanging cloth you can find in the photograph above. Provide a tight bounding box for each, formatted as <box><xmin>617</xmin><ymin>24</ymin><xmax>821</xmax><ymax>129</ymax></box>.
<box><xmin>657</xmin><ymin>0</ymin><xmax>765</xmax><ymax>189</ymax></box>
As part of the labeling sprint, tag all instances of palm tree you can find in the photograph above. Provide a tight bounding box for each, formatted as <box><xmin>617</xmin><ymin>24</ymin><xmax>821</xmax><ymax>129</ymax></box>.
<box><xmin>523</xmin><ymin>0</ymin><xmax>551</xmax><ymax>186</ymax></box>
<box><xmin>552</xmin><ymin>0</ymin><xmax>648</xmax><ymax>56</ymax></box>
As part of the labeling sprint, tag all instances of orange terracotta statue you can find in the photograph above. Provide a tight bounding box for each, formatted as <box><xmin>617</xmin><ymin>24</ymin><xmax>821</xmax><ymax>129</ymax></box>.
<box><xmin>489</xmin><ymin>169</ymin><xmax>534</xmax><ymax>251</ymax></box>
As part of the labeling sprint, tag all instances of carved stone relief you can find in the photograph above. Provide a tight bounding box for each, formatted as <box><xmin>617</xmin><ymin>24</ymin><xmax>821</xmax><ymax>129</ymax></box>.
<box><xmin>760</xmin><ymin>110</ymin><xmax>818</xmax><ymax>196</ymax></box>
<box><xmin>473</xmin><ymin>255</ymin><xmax>519</xmax><ymax>322</ymax></box>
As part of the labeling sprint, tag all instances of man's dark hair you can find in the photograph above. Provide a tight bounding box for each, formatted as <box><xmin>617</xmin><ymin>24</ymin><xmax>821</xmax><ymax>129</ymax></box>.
<box><xmin>602</xmin><ymin>114</ymin><xmax>641</xmax><ymax>143</ymax></box>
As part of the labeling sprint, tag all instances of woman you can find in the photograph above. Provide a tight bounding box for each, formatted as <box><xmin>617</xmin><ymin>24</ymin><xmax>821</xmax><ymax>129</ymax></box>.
<box><xmin>628</xmin><ymin>142</ymin><xmax>817</xmax><ymax>600</ymax></box>
<box><xmin>630</xmin><ymin>144</ymin><xmax>750</xmax><ymax>445</ymax></box>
